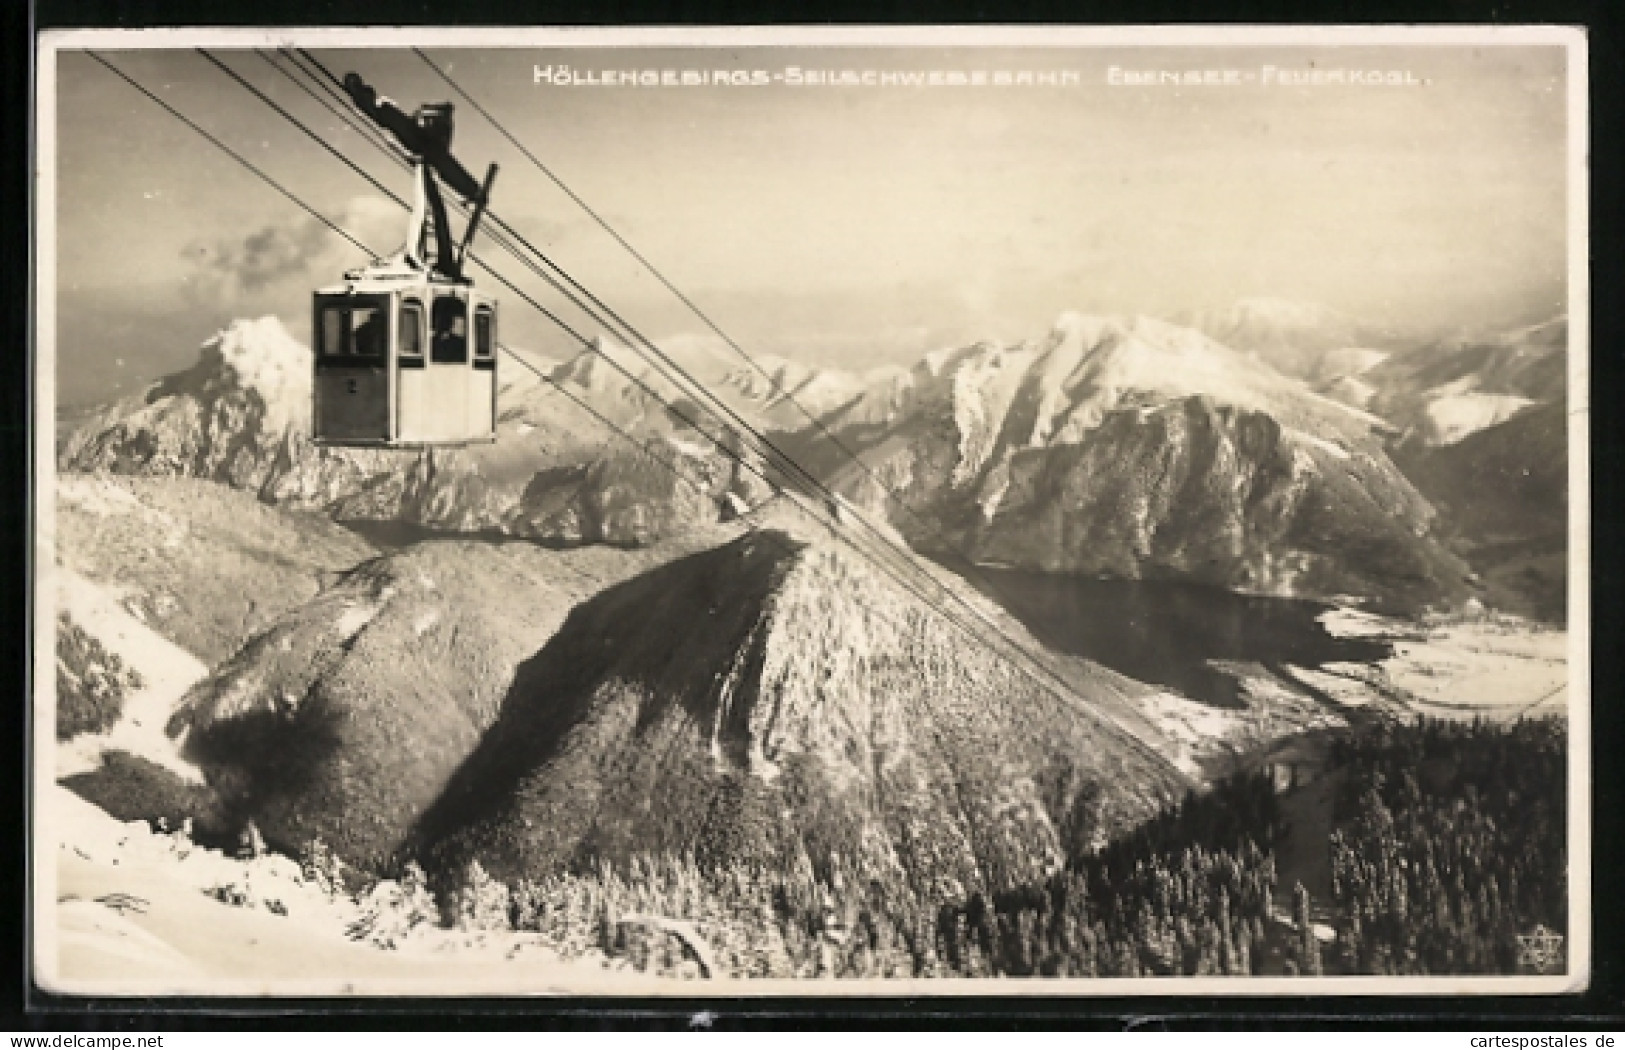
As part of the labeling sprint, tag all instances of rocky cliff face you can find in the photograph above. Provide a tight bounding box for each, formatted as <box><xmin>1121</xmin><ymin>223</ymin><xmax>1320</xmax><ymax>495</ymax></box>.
<box><xmin>60</xmin><ymin>317</ymin><xmax>770</xmax><ymax>548</ymax></box>
<box><xmin>1393</xmin><ymin>400</ymin><xmax>1569</xmax><ymax>622</ymax></box>
<box><xmin>799</xmin><ymin>314</ymin><xmax>1467</xmax><ymax>614</ymax></box>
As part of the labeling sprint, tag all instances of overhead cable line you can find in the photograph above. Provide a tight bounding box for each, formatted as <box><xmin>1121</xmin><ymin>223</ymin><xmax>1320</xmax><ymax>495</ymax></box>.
<box><xmin>280</xmin><ymin>52</ymin><xmax>816</xmax><ymax>498</ymax></box>
<box><xmin>405</xmin><ymin>48</ymin><xmax>1126</xmax><ymax>719</ymax></box>
<box><xmin>255</xmin><ymin>48</ymin><xmax>410</xmax><ymax>168</ymax></box>
<box><xmin>209</xmin><ymin>48</ymin><xmax>766</xmax><ymax>460</ymax></box>
<box><xmin>200</xmin><ymin>49</ymin><xmax>615</xmax><ymax>357</ymax></box>
<box><xmin>413</xmin><ymin>47</ymin><xmax>1020</xmax><ymax>595</ymax></box>
<box><xmin>179</xmin><ymin>54</ymin><xmax>915</xmax><ymax>568</ymax></box>
<box><xmin>397</xmin><ymin>50</ymin><xmax>1127</xmax><ymax>707</ymax></box>
<box><xmin>84</xmin><ymin>51</ymin><xmax>372</xmax><ymax>257</ymax></box>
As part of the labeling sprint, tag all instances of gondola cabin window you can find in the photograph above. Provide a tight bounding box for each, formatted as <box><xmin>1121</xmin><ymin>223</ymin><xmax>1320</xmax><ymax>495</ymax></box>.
<box><xmin>431</xmin><ymin>295</ymin><xmax>468</xmax><ymax>363</ymax></box>
<box><xmin>312</xmin><ymin>293</ymin><xmax>391</xmax><ymax>444</ymax></box>
<box><xmin>399</xmin><ymin>299</ymin><xmax>425</xmax><ymax>364</ymax></box>
<box><xmin>320</xmin><ymin>303</ymin><xmax>344</xmax><ymax>359</ymax></box>
<box><xmin>474</xmin><ymin>306</ymin><xmax>494</xmax><ymax>363</ymax></box>
<box><xmin>317</xmin><ymin>298</ymin><xmax>389</xmax><ymax>361</ymax></box>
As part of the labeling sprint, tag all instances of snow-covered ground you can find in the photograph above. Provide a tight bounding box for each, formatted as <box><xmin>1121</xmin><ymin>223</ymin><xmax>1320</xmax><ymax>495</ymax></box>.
<box><xmin>43</xmin><ymin>785</ymin><xmax>653</xmax><ymax>996</ymax></box>
<box><xmin>43</xmin><ymin>501</ymin><xmax>1567</xmax><ymax>992</ymax></box>
<box><xmin>54</xmin><ymin>567</ymin><xmax>207</xmax><ymax>784</ymax></box>
<box><xmin>1310</xmin><ymin>609</ymin><xmax>1568</xmax><ymax>720</ymax></box>
<box><xmin>1419</xmin><ymin>391</ymin><xmax>1537</xmax><ymax>446</ymax></box>
<box><xmin>1126</xmin><ymin>667</ymin><xmax>1350</xmax><ymax>778</ymax></box>
<box><xmin>1122</xmin><ymin>607</ymin><xmax>1567</xmax><ymax>777</ymax></box>
<box><xmin>44</xmin><ymin>568</ymin><xmax>667</xmax><ymax>995</ymax></box>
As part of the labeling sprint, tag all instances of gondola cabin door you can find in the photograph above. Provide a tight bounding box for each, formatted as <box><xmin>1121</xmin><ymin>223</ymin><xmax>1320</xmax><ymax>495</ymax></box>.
<box><xmin>313</xmin><ymin>292</ymin><xmax>391</xmax><ymax>444</ymax></box>
<box><xmin>312</xmin><ymin>282</ymin><xmax>498</xmax><ymax>447</ymax></box>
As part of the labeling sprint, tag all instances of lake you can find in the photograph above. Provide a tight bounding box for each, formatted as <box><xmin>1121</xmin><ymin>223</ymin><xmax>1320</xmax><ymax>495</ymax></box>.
<box><xmin>339</xmin><ymin>519</ymin><xmax>521</xmax><ymax>549</ymax></box>
<box><xmin>957</xmin><ymin>566</ymin><xmax>1393</xmax><ymax>708</ymax></box>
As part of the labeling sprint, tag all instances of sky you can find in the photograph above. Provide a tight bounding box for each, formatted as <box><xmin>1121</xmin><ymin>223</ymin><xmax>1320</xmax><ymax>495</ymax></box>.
<box><xmin>49</xmin><ymin>40</ymin><xmax>1571</xmax><ymax>407</ymax></box>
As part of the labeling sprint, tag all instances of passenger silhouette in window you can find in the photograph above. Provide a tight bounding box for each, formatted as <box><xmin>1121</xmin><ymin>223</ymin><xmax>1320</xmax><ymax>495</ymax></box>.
<box><xmin>431</xmin><ymin>297</ymin><xmax>468</xmax><ymax>363</ymax></box>
<box><xmin>351</xmin><ymin>308</ymin><xmax>387</xmax><ymax>358</ymax></box>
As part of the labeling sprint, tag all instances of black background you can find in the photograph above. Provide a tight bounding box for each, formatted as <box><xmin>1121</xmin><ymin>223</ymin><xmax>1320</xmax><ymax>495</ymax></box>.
<box><xmin>6</xmin><ymin>0</ymin><xmax>1622</xmax><ymax>1030</ymax></box>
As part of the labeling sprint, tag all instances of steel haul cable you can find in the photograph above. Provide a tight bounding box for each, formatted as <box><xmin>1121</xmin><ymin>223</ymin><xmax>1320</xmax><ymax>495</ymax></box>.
<box><xmin>402</xmin><ymin>48</ymin><xmax>1128</xmax><ymax>716</ymax></box>
<box><xmin>203</xmin><ymin>49</ymin><xmax>781</xmax><ymax>470</ymax></box>
<box><xmin>256</xmin><ymin>49</ymin><xmax>410</xmax><ymax>168</ymax></box>
<box><xmin>412</xmin><ymin>47</ymin><xmax>1054</xmax><ymax>618</ymax></box>
<box><xmin>256</xmin><ymin>52</ymin><xmax>1015</xmax><ymax>600</ymax></box>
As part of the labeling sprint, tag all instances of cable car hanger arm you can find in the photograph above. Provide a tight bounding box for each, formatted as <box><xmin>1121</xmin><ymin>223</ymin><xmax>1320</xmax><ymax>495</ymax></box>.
<box><xmin>340</xmin><ymin>71</ymin><xmax>497</xmax><ymax>281</ymax></box>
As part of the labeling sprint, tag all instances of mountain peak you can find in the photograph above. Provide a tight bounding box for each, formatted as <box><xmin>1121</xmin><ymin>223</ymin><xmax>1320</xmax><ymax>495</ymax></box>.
<box><xmin>202</xmin><ymin>315</ymin><xmax>311</xmax><ymax>430</ymax></box>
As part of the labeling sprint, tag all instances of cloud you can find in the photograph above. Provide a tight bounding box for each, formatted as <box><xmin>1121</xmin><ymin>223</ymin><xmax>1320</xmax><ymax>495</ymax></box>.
<box><xmin>182</xmin><ymin>196</ymin><xmax>405</xmax><ymax>305</ymax></box>
<box><xmin>198</xmin><ymin>220</ymin><xmax>332</xmax><ymax>294</ymax></box>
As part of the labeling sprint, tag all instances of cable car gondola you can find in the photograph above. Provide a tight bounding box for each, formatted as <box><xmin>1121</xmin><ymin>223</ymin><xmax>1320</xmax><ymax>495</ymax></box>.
<box><xmin>312</xmin><ymin>74</ymin><xmax>499</xmax><ymax>447</ymax></box>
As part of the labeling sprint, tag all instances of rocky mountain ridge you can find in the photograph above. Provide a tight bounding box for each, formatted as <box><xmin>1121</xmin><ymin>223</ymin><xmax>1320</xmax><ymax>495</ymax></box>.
<box><xmin>786</xmin><ymin>313</ymin><xmax>1469</xmax><ymax>614</ymax></box>
<box><xmin>61</xmin><ymin>305</ymin><xmax>1571</xmax><ymax>617</ymax></box>
<box><xmin>1353</xmin><ymin>316</ymin><xmax>1567</xmax><ymax>447</ymax></box>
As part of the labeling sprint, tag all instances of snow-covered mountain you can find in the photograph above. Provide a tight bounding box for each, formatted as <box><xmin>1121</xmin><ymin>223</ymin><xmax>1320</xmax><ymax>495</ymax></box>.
<box><xmin>62</xmin><ymin>308</ymin><xmax>1544</xmax><ymax>616</ymax></box>
<box><xmin>59</xmin><ymin>317</ymin><xmax>772</xmax><ymax>547</ymax></box>
<box><xmin>1175</xmin><ymin>298</ymin><xmax>1402</xmax><ymax>380</ymax></box>
<box><xmin>167</xmin><ymin>498</ymin><xmax>1185</xmax><ymax>886</ymax></box>
<box><xmin>1355</xmin><ymin>316</ymin><xmax>1567</xmax><ymax>447</ymax></box>
<box><xmin>789</xmin><ymin>313</ymin><xmax>1470</xmax><ymax>614</ymax></box>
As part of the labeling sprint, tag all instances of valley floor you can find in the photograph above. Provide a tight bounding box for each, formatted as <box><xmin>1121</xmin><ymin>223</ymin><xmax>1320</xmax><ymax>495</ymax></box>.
<box><xmin>1307</xmin><ymin>609</ymin><xmax>1568</xmax><ymax>720</ymax></box>
<box><xmin>1086</xmin><ymin>607</ymin><xmax>1568</xmax><ymax>782</ymax></box>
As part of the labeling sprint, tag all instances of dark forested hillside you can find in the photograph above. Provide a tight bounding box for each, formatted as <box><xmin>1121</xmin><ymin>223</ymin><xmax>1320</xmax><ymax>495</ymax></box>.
<box><xmin>1325</xmin><ymin>718</ymin><xmax>1567</xmax><ymax>974</ymax></box>
<box><xmin>405</xmin><ymin>717</ymin><xmax>1567</xmax><ymax>979</ymax></box>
